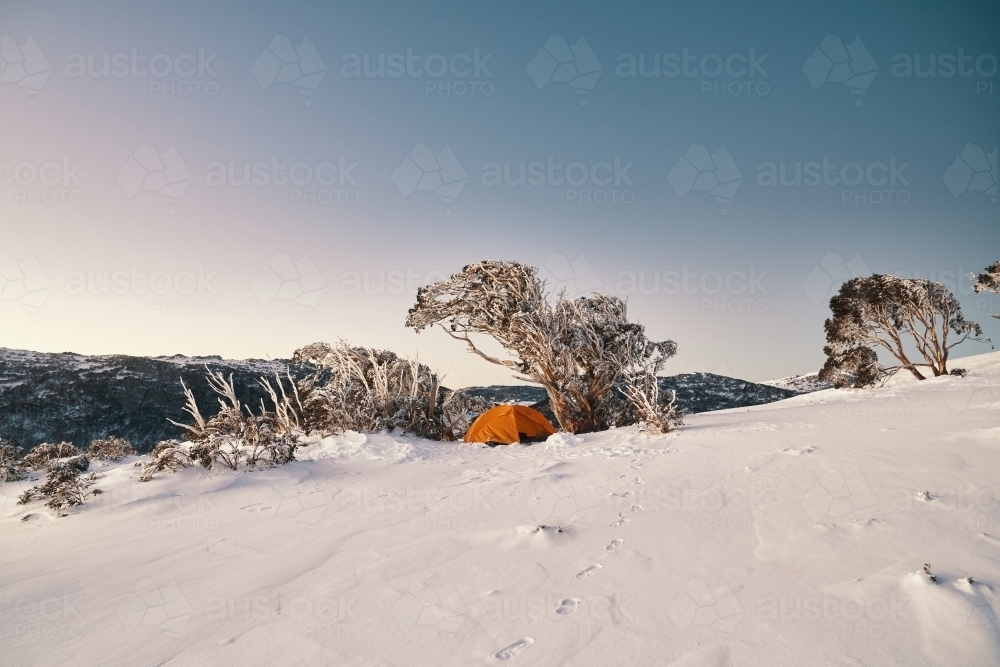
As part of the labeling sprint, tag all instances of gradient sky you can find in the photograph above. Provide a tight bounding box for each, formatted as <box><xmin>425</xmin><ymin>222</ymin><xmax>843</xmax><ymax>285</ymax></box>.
<box><xmin>1</xmin><ymin>0</ymin><xmax>998</xmax><ymax>386</ymax></box>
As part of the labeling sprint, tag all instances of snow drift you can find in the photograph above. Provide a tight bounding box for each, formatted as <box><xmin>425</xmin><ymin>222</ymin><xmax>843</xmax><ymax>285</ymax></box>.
<box><xmin>2</xmin><ymin>352</ymin><xmax>998</xmax><ymax>666</ymax></box>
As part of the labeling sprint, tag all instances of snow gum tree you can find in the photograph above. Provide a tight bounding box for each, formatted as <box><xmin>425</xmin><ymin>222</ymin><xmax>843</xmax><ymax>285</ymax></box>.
<box><xmin>819</xmin><ymin>274</ymin><xmax>990</xmax><ymax>387</ymax></box>
<box><xmin>405</xmin><ymin>260</ymin><xmax>681</xmax><ymax>434</ymax></box>
<box><xmin>973</xmin><ymin>261</ymin><xmax>1000</xmax><ymax>319</ymax></box>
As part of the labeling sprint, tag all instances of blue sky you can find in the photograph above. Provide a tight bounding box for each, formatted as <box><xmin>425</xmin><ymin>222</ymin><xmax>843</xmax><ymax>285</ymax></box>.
<box><xmin>1</xmin><ymin>0</ymin><xmax>997</xmax><ymax>385</ymax></box>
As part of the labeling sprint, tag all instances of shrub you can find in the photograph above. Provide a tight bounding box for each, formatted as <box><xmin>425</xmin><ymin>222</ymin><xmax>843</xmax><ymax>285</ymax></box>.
<box><xmin>170</xmin><ymin>369</ymin><xmax>303</xmax><ymax>471</ymax></box>
<box><xmin>17</xmin><ymin>455</ymin><xmax>95</xmax><ymax>513</ymax></box>
<box><xmin>22</xmin><ymin>442</ymin><xmax>81</xmax><ymax>470</ymax></box>
<box><xmin>291</xmin><ymin>342</ymin><xmax>443</xmax><ymax>438</ymax></box>
<box><xmin>439</xmin><ymin>390</ymin><xmax>494</xmax><ymax>441</ymax></box>
<box><xmin>87</xmin><ymin>436</ymin><xmax>136</xmax><ymax>461</ymax></box>
<box><xmin>139</xmin><ymin>440</ymin><xmax>192</xmax><ymax>482</ymax></box>
<box><xmin>0</xmin><ymin>438</ymin><xmax>27</xmax><ymax>482</ymax></box>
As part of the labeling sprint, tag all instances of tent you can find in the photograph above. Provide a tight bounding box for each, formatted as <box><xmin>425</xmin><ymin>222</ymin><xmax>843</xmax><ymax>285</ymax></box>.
<box><xmin>463</xmin><ymin>404</ymin><xmax>556</xmax><ymax>445</ymax></box>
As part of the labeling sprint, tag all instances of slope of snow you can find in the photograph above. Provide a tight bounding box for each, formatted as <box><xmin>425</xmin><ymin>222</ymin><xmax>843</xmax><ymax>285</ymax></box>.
<box><xmin>763</xmin><ymin>372</ymin><xmax>833</xmax><ymax>395</ymax></box>
<box><xmin>2</xmin><ymin>354</ymin><xmax>999</xmax><ymax>666</ymax></box>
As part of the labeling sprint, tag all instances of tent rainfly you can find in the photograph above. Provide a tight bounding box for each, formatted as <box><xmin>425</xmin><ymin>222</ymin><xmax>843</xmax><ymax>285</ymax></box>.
<box><xmin>463</xmin><ymin>405</ymin><xmax>556</xmax><ymax>445</ymax></box>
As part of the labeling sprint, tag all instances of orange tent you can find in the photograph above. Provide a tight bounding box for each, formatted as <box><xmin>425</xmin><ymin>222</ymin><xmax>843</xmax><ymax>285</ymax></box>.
<box><xmin>464</xmin><ymin>405</ymin><xmax>556</xmax><ymax>445</ymax></box>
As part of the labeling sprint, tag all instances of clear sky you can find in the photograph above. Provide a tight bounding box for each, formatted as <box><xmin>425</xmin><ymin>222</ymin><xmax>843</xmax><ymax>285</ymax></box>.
<box><xmin>1</xmin><ymin>0</ymin><xmax>998</xmax><ymax>386</ymax></box>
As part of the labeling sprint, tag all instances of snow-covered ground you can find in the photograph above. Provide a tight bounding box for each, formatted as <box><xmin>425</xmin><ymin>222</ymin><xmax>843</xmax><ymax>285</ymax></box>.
<box><xmin>3</xmin><ymin>353</ymin><xmax>999</xmax><ymax>666</ymax></box>
<box><xmin>762</xmin><ymin>372</ymin><xmax>833</xmax><ymax>395</ymax></box>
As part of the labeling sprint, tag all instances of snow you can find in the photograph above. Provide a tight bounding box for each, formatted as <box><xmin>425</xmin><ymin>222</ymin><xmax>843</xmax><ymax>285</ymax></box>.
<box><xmin>2</xmin><ymin>353</ymin><xmax>999</xmax><ymax>666</ymax></box>
<box><xmin>762</xmin><ymin>372</ymin><xmax>832</xmax><ymax>395</ymax></box>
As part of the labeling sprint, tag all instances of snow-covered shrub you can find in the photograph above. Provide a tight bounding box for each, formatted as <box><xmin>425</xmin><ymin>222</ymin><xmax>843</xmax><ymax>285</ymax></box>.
<box><xmin>618</xmin><ymin>373</ymin><xmax>684</xmax><ymax>434</ymax></box>
<box><xmin>139</xmin><ymin>440</ymin><xmax>192</xmax><ymax>482</ymax></box>
<box><xmin>439</xmin><ymin>390</ymin><xmax>494</xmax><ymax>441</ymax></box>
<box><xmin>22</xmin><ymin>442</ymin><xmax>81</xmax><ymax>470</ymax></box>
<box><xmin>291</xmin><ymin>341</ymin><xmax>443</xmax><ymax>438</ymax></box>
<box><xmin>974</xmin><ymin>261</ymin><xmax>1000</xmax><ymax>320</ymax></box>
<box><xmin>819</xmin><ymin>275</ymin><xmax>990</xmax><ymax>387</ymax></box>
<box><xmin>1</xmin><ymin>438</ymin><xmax>27</xmax><ymax>482</ymax></box>
<box><xmin>17</xmin><ymin>455</ymin><xmax>95</xmax><ymax>513</ymax></box>
<box><xmin>170</xmin><ymin>370</ymin><xmax>302</xmax><ymax>471</ymax></box>
<box><xmin>87</xmin><ymin>436</ymin><xmax>136</xmax><ymax>461</ymax></box>
<box><xmin>405</xmin><ymin>260</ymin><xmax>681</xmax><ymax>433</ymax></box>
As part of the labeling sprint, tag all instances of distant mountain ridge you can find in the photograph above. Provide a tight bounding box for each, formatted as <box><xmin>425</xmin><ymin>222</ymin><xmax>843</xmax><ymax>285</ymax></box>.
<box><xmin>0</xmin><ymin>347</ymin><xmax>289</xmax><ymax>452</ymax></box>
<box><xmin>464</xmin><ymin>372</ymin><xmax>802</xmax><ymax>421</ymax></box>
<box><xmin>0</xmin><ymin>348</ymin><xmax>819</xmax><ymax>452</ymax></box>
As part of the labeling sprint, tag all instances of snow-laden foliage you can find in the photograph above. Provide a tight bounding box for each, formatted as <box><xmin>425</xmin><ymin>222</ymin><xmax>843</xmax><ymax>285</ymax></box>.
<box><xmin>1</xmin><ymin>438</ymin><xmax>27</xmax><ymax>482</ymax></box>
<box><xmin>155</xmin><ymin>345</ymin><xmax>491</xmax><ymax>476</ymax></box>
<box><xmin>138</xmin><ymin>440</ymin><xmax>193</xmax><ymax>482</ymax></box>
<box><xmin>169</xmin><ymin>370</ymin><xmax>301</xmax><ymax>471</ymax></box>
<box><xmin>439</xmin><ymin>390</ymin><xmax>495</xmax><ymax>441</ymax></box>
<box><xmin>973</xmin><ymin>261</ymin><xmax>1000</xmax><ymax>320</ymax></box>
<box><xmin>291</xmin><ymin>342</ymin><xmax>445</xmax><ymax>439</ymax></box>
<box><xmin>87</xmin><ymin>436</ymin><xmax>136</xmax><ymax>461</ymax></box>
<box><xmin>405</xmin><ymin>260</ymin><xmax>681</xmax><ymax>433</ymax></box>
<box><xmin>820</xmin><ymin>275</ymin><xmax>990</xmax><ymax>387</ymax></box>
<box><xmin>17</xmin><ymin>455</ymin><xmax>96</xmax><ymax>513</ymax></box>
<box><xmin>22</xmin><ymin>442</ymin><xmax>82</xmax><ymax>470</ymax></box>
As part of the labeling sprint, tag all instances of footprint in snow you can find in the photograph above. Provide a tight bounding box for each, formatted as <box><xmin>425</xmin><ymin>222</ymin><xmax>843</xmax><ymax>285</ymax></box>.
<box><xmin>576</xmin><ymin>564</ymin><xmax>602</xmax><ymax>579</ymax></box>
<box><xmin>611</xmin><ymin>514</ymin><xmax>630</xmax><ymax>527</ymax></box>
<box><xmin>555</xmin><ymin>598</ymin><xmax>579</xmax><ymax>614</ymax></box>
<box><xmin>630</xmin><ymin>504</ymin><xmax>643</xmax><ymax>512</ymax></box>
<box><xmin>606</xmin><ymin>539</ymin><xmax>623</xmax><ymax>553</ymax></box>
<box><xmin>495</xmin><ymin>638</ymin><xmax>533</xmax><ymax>660</ymax></box>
